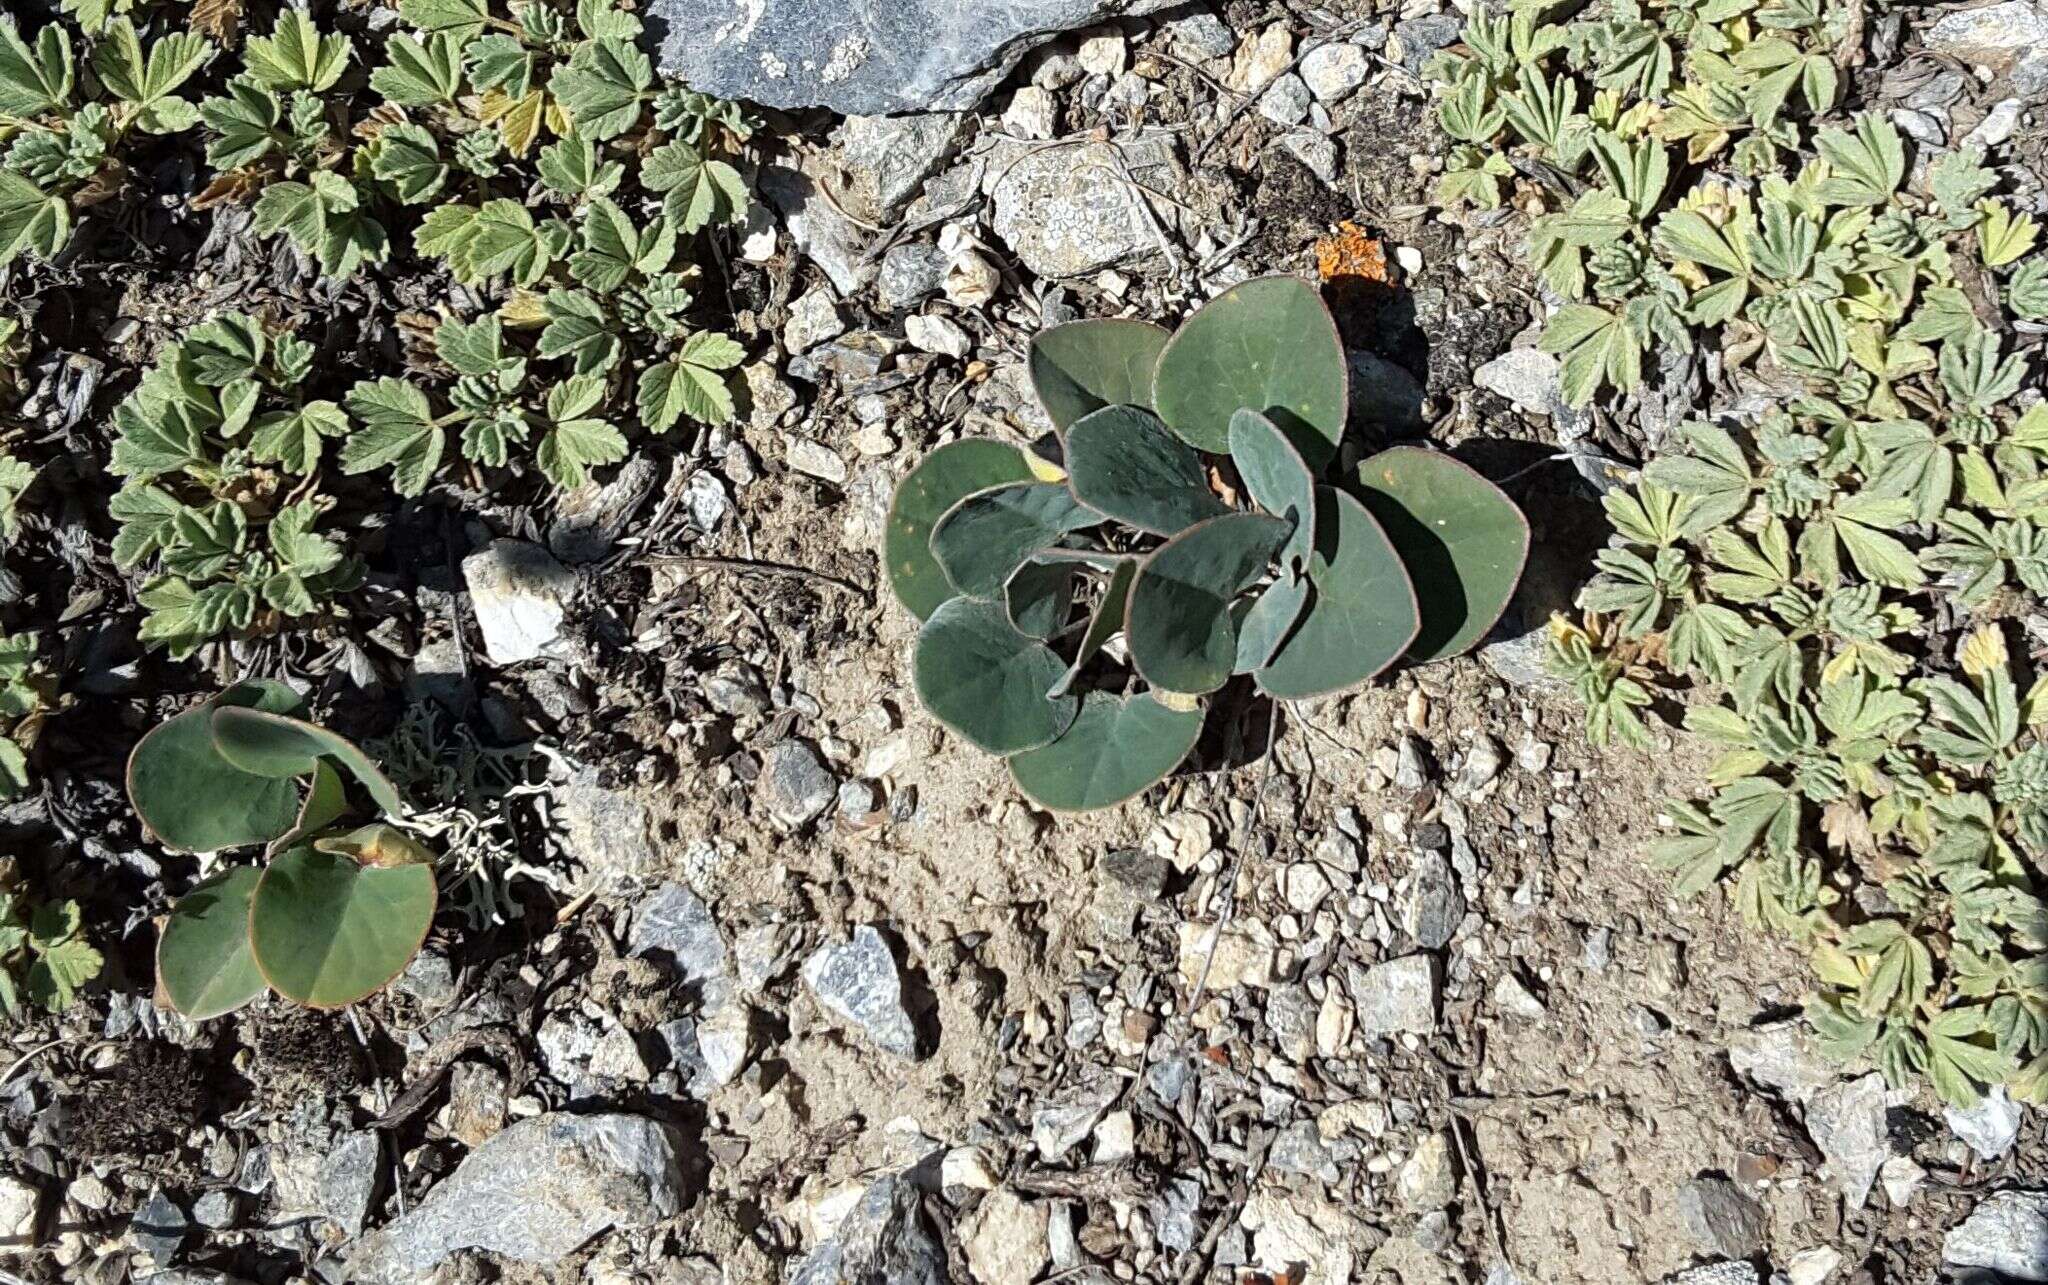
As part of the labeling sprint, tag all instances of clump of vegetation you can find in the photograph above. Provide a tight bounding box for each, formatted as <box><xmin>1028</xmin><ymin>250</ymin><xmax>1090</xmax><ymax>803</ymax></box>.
<box><xmin>888</xmin><ymin>276</ymin><xmax>1529</xmax><ymax>810</ymax></box>
<box><xmin>0</xmin><ymin>863</ymin><xmax>101</xmax><ymax>1016</ymax></box>
<box><xmin>1432</xmin><ymin>0</ymin><xmax>2048</xmax><ymax>1106</ymax></box>
<box><xmin>190</xmin><ymin>0</ymin><xmax>750</xmax><ymax>492</ymax></box>
<box><xmin>128</xmin><ymin>680</ymin><xmax>437</xmax><ymax>1017</ymax></box>
<box><xmin>0</xmin><ymin>631</ymin><xmax>55</xmax><ymax>802</ymax></box>
<box><xmin>108</xmin><ymin>311</ymin><xmax>361</xmax><ymax>658</ymax></box>
<box><xmin>0</xmin><ymin>15</ymin><xmax>214</xmax><ymax>267</ymax></box>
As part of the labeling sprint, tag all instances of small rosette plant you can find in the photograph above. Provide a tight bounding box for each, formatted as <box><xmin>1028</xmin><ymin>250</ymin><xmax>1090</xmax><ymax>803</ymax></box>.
<box><xmin>887</xmin><ymin>276</ymin><xmax>1531</xmax><ymax>811</ymax></box>
<box><xmin>128</xmin><ymin>681</ymin><xmax>437</xmax><ymax>1018</ymax></box>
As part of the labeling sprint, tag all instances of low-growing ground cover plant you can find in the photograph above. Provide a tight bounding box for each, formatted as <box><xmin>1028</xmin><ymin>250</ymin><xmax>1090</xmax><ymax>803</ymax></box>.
<box><xmin>0</xmin><ymin>875</ymin><xmax>100</xmax><ymax>1017</ymax></box>
<box><xmin>0</xmin><ymin>631</ymin><xmax>55</xmax><ymax>803</ymax></box>
<box><xmin>1431</xmin><ymin>0</ymin><xmax>2048</xmax><ymax>1106</ymax></box>
<box><xmin>887</xmin><ymin>275</ymin><xmax>1530</xmax><ymax>811</ymax></box>
<box><xmin>128</xmin><ymin>680</ymin><xmax>437</xmax><ymax>1017</ymax></box>
<box><xmin>0</xmin><ymin>14</ymin><xmax>213</xmax><ymax>268</ymax></box>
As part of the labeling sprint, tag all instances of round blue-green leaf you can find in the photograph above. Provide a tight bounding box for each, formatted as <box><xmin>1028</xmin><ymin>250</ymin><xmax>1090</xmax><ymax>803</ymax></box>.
<box><xmin>1154</xmin><ymin>276</ymin><xmax>1348</xmax><ymax>468</ymax></box>
<box><xmin>930</xmin><ymin>481</ymin><xmax>1100</xmax><ymax>599</ymax></box>
<box><xmin>157</xmin><ymin>866</ymin><xmax>267</xmax><ymax>1020</ymax></box>
<box><xmin>1008</xmin><ymin>692</ymin><xmax>1205</xmax><ymax>811</ymax></box>
<box><xmin>1005</xmin><ymin>558</ymin><xmax>1076</xmax><ymax>639</ymax></box>
<box><xmin>210</xmin><ymin>706</ymin><xmax>405</xmax><ymax>817</ymax></box>
<box><xmin>249</xmin><ymin>844</ymin><xmax>438</xmax><ymax>1009</ymax></box>
<box><xmin>1049</xmin><ymin>558</ymin><xmax>1137</xmax><ymax>699</ymax></box>
<box><xmin>1228</xmin><ymin>408</ymin><xmax>1317</xmax><ymax>572</ymax></box>
<box><xmin>886</xmin><ymin>440</ymin><xmax>1038</xmax><ymax>620</ymax></box>
<box><xmin>1029</xmin><ymin>319</ymin><xmax>1171</xmax><ymax>431</ymax></box>
<box><xmin>1354</xmin><ymin>446</ymin><xmax>1532</xmax><ymax>661</ymax></box>
<box><xmin>1126</xmin><ymin>512</ymin><xmax>1292</xmax><ymax>695</ymax></box>
<box><xmin>913</xmin><ymin>597</ymin><xmax>1078</xmax><ymax>754</ymax></box>
<box><xmin>1065</xmin><ymin>404</ymin><xmax>1230</xmax><ymax>535</ymax></box>
<box><xmin>1234</xmin><ymin>574</ymin><xmax>1309</xmax><ymax>672</ymax></box>
<box><xmin>1256</xmin><ymin>487</ymin><xmax>1420</xmax><ymax>700</ymax></box>
<box><xmin>128</xmin><ymin>704</ymin><xmax>302</xmax><ymax>854</ymax></box>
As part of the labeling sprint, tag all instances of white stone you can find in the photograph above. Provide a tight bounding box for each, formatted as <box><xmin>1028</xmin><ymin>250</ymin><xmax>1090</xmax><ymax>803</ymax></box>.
<box><xmin>1228</xmin><ymin>25</ymin><xmax>1293</xmax><ymax>93</ymax></box>
<box><xmin>942</xmin><ymin>1147</ymin><xmax>998</xmax><ymax>1191</ymax></box>
<box><xmin>1076</xmin><ymin>30</ymin><xmax>1127</xmax><ymax>76</ymax></box>
<box><xmin>1787</xmin><ymin>1247</ymin><xmax>1842</xmax><ymax>1285</ymax></box>
<box><xmin>1177</xmin><ymin>920</ymin><xmax>1280</xmax><ymax>991</ymax></box>
<box><xmin>1880</xmin><ymin>1155</ymin><xmax>1927</xmax><ymax>1206</ymax></box>
<box><xmin>961</xmin><ymin>1188</ymin><xmax>1050</xmax><ymax>1285</ymax></box>
<box><xmin>1003</xmin><ymin>85</ymin><xmax>1058</xmax><ymax>140</ymax></box>
<box><xmin>1093</xmin><ymin>1110</ymin><xmax>1135</xmax><ymax>1164</ymax></box>
<box><xmin>1301</xmin><ymin>42</ymin><xmax>1369</xmax><ymax>102</ymax></box>
<box><xmin>905</xmin><ymin>314</ymin><xmax>972</xmax><ymax>358</ymax></box>
<box><xmin>1806</xmin><ymin>1072</ymin><xmax>1889</xmax><ymax>1209</ymax></box>
<box><xmin>1967</xmin><ymin>97</ymin><xmax>2025</xmax><ymax>147</ymax></box>
<box><xmin>1927</xmin><ymin>2</ymin><xmax>2048</xmax><ymax>72</ymax></box>
<box><xmin>1945</xmin><ymin>1190</ymin><xmax>2048</xmax><ymax>1281</ymax></box>
<box><xmin>1946</xmin><ymin>1085</ymin><xmax>2025</xmax><ymax>1161</ymax></box>
<box><xmin>0</xmin><ymin>1175</ymin><xmax>38</xmax><ymax>1255</ymax></box>
<box><xmin>463</xmin><ymin>540</ymin><xmax>574</xmax><ymax>665</ymax></box>
<box><xmin>1258</xmin><ymin>73</ymin><xmax>1311</xmax><ymax>127</ymax></box>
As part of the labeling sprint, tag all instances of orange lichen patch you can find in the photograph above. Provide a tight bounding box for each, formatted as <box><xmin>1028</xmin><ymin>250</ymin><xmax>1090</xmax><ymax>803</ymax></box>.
<box><xmin>1315</xmin><ymin>222</ymin><xmax>1391</xmax><ymax>286</ymax></box>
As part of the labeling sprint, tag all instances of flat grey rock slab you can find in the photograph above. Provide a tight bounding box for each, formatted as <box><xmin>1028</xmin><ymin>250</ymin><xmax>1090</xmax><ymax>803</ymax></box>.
<box><xmin>652</xmin><ymin>0</ymin><xmax>1179</xmax><ymax>114</ymax></box>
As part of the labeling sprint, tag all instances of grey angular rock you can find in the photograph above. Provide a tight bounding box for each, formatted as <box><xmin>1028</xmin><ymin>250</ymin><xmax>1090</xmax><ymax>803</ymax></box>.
<box><xmin>834</xmin><ymin>114</ymin><xmax>970</xmax><ymax>223</ymax></box>
<box><xmin>1474</xmin><ymin>349</ymin><xmax>1568</xmax><ymax>418</ymax></box>
<box><xmin>1946</xmin><ymin>1085</ymin><xmax>2025</xmax><ymax>1161</ymax></box>
<box><xmin>654</xmin><ymin>0</ymin><xmax>1180</xmax><ymax>115</ymax></box>
<box><xmin>789</xmin><ymin>1172</ymin><xmax>950</xmax><ymax>1285</ymax></box>
<box><xmin>463</xmin><ymin>540</ymin><xmax>575</xmax><ymax>665</ymax></box>
<box><xmin>1727</xmin><ymin>1019</ymin><xmax>1835</xmax><ymax>1103</ymax></box>
<box><xmin>130</xmin><ymin>1189</ymin><xmax>189</xmax><ymax>1267</ymax></box>
<box><xmin>345</xmin><ymin>1114</ymin><xmax>684</xmax><ymax>1283</ymax></box>
<box><xmin>1032</xmin><ymin>1076</ymin><xmax>1122</xmax><ymax>1161</ymax></box>
<box><xmin>1349</xmin><ymin>955</ymin><xmax>1440</xmax><ymax>1037</ymax></box>
<box><xmin>1945</xmin><ymin>1190</ymin><xmax>2048</xmax><ymax>1281</ymax></box>
<box><xmin>1676</xmin><ymin>1176</ymin><xmax>1765</xmax><ymax>1260</ymax></box>
<box><xmin>1392</xmin><ymin>13</ymin><xmax>1462</xmax><ymax>75</ymax></box>
<box><xmin>803</xmin><ymin>925</ymin><xmax>921</xmax><ymax>1058</ymax></box>
<box><xmin>759</xmin><ymin>163</ymin><xmax>879</xmax><ymax>297</ymax></box>
<box><xmin>1402</xmin><ymin>851</ymin><xmax>1464</xmax><ymax>950</ymax></box>
<box><xmin>552</xmin><ymin>767</ymin><xmax>658</xmax><ymax>877</ymax></box>
<box><xmin>549</xmin><ymin>454</ymin><xmax>663</xmax><ymax>564</ymax></box>
<box><xmin>630</xmin><ymin>882</ymin><xmax>735</xmax><ymax>1011</ymax></box>
<box><xmin>877</xmin><ymin>242</ymin><xmax>950</xmax><ymax>311</ymax></box>
<box><xmin>988</xmin><ymin>136</ymin><xmax>1183</xmax><ymax>278</ymax></box>
<box><xmin>317</xmin><ymin>1132</ymin><xmax>381</xmax><ymax>1237</ymax></box>
<box><xmin>761</xmin><ymin>740</ymin><xmax>838</xmax><ymax>828</ymax></box>
<box><xmin>1661</xmin><ymin>1265</ymin><xmax>1759</xmax><ymax>1285</ymax></box>
<box><xmin>1805</xmin><ymin>1072</ymin><xmax>1889</xmax><ymax>1209</ymax></box>
<box><xmin>1926</xmin><ymin>2</ymin><xmax>2048</xmax><ymax>73</ymax></box>
<box><xmin>0</xmin><ymin>1174</ymin><xmax>37</xmax><ymax>1252</ymax></box>
<box><xmin>962</xmin><ymin>1187</ymin><xmax>1050</xmax><ymax>1285</ymax></box>
<box><xmin>1153</xmin><ymin>1177</ymin><xmax>1201</xmax><ymax>1252</ymax></box>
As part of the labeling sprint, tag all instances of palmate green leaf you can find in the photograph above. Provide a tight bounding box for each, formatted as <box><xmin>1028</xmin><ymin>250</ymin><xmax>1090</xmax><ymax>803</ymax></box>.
<box><xmin>1587</xmin><ymin>129</ymin><xmax>1670</xmax><ymax>221</ymax></box>
<box><xmin>0</xmin><ymin>171</ymin><xmax>68</xmax><ymax>268</ymax></box>
<box><xmin>1931</xmin><ymin>147</ymin><xmax>1998</xmax><ymax>220</ymax></box>
<box><xmin>249</xmin><ymin>400</ymin><xmax>350</xmax><ymax>472</ymax></box>
<box><xmin>1839</xmin><ymin>919</ymin><xmax>1933</xmax><ymax>1016</ymax></box>
<box><xmin>92</xmin><ymin>19</ymin><xmax>210</xmax><ymax>109</ymax></box>
<box><xmin>342</xmin><ymin>377</ymin><xmax>444</xmax><ymax>497</ymax></box>
<box><xmin>538</xmin><ymin>289</ymin><xmax>620</xmax><ymax>374</ymax></box>
<box><xmin>1733</xmin><ymin>35</ymin><xmax>1837</xmax><ymax>124</ymax></box>
<box><xmin>415</xmin><ymin>198</ymin><xmax>556</xmax><ymax>285</ymax></box>
<box><xmin>0</xmin><ymin>19</ymin><xmax>73</xmax><ymax>118</ymax></box>
<box><xmin>551</xmin><ymin>36</ymin><xmax>652</xmax><ymax>141</ymax></box>
<box><xmin>2009</xmin><ymin>259</ymin><xmax>2048</xmax><ymax>321</ymax></box>
<box><xmin>1979</xmin><ymin>201</ymin><xmax>2040</xmax><ymax>269</ymax></box>
<box><xmin>0</xmin><ymin>454</ymin><xmax>33</xmax><ymax>542</ymax></box>
<box><xmin>642</xmin><ymin>140</ymin><xmax>747</xmax><ymax>234</ymax></box>
<box><xmin>636</xmin><ymin>331</ymin><xmax>744</xmax><ymax>433</ymax></box>
<box><xmin>244</xmin><ymin>10</ymin><xmax>352</xmax><ymax>93</ymax></box>
<box><xmin>536</xmin><ymin>374</ymin><xmax>627</xmax><ymax>489</ymax></box>
<box><xmin>1813</xmin><ymin>113</ymin><xmax>1905</xmax><ymax>207</ymax></box>
<box><xmin>1941</xmin><ymin>330</ymin><xmax>2026</xmax><ymax>413</ymax></box>
<box><xmin>199</xmin><ymin>76</ymin><xmax>282</xmax><ymax>170</ymax></box>
<box><xmin>537</xmin><ymin>133</ymin><xmax>624</xmax><ymax>198</ymax></box>
<box><xmin>1926</xmin><ymin>1006</ymin><xmax>2014</xmax><ymax>1108</ymax></box>
<box><xmin>1499</xmin><ymin>65</ymin><xmax>1578</xmax><ymax>152</ymax></box>
<box><xmin>435</xmin><ymin>312</ymin><xmax>514</xmax><ymax>377</ymax></box>
<box><xmin>1540</xmin><ymin>304</ymin><xmax>1642</xmax><ymax>408</ymax></box>
<box><xmin>398</xmin><ymin>0</ymin><xmax>491</xmax><ymax>40</ymax></box>
<box><xmin>1527</xmin><ymin>189</ymin><xmax>1632</xmax><ymax>299</ymax></box>
<box><xmin>371</xmin><ymin>30</ymin><xmax>466</xmax><ymax>105</ymax></box>
<box><xmin>369</xmin><ymin>121</ymin><xmax>448</xmax><ymax>204</ymax></box>
<box><xmin>1919</xmin><ymin>673</ymin><xmax>2020</xmax><ymax>767</ymax></box>
<box><xmin>463</xmin><ymin>33</ymin><xmax>532</xmax><ymax>95</ymax></box>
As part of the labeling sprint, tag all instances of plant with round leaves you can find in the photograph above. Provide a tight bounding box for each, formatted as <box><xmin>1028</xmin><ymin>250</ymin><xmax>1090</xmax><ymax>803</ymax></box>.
<box><xmin>886</xmin><ymin>275</ymin><xmax>1531</xmax><ymax>812</ymax></box>
<box><xmin>127</xmin><ymin>680</ymin><xmax>437</xmax><ymax>1017</ymax></box>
